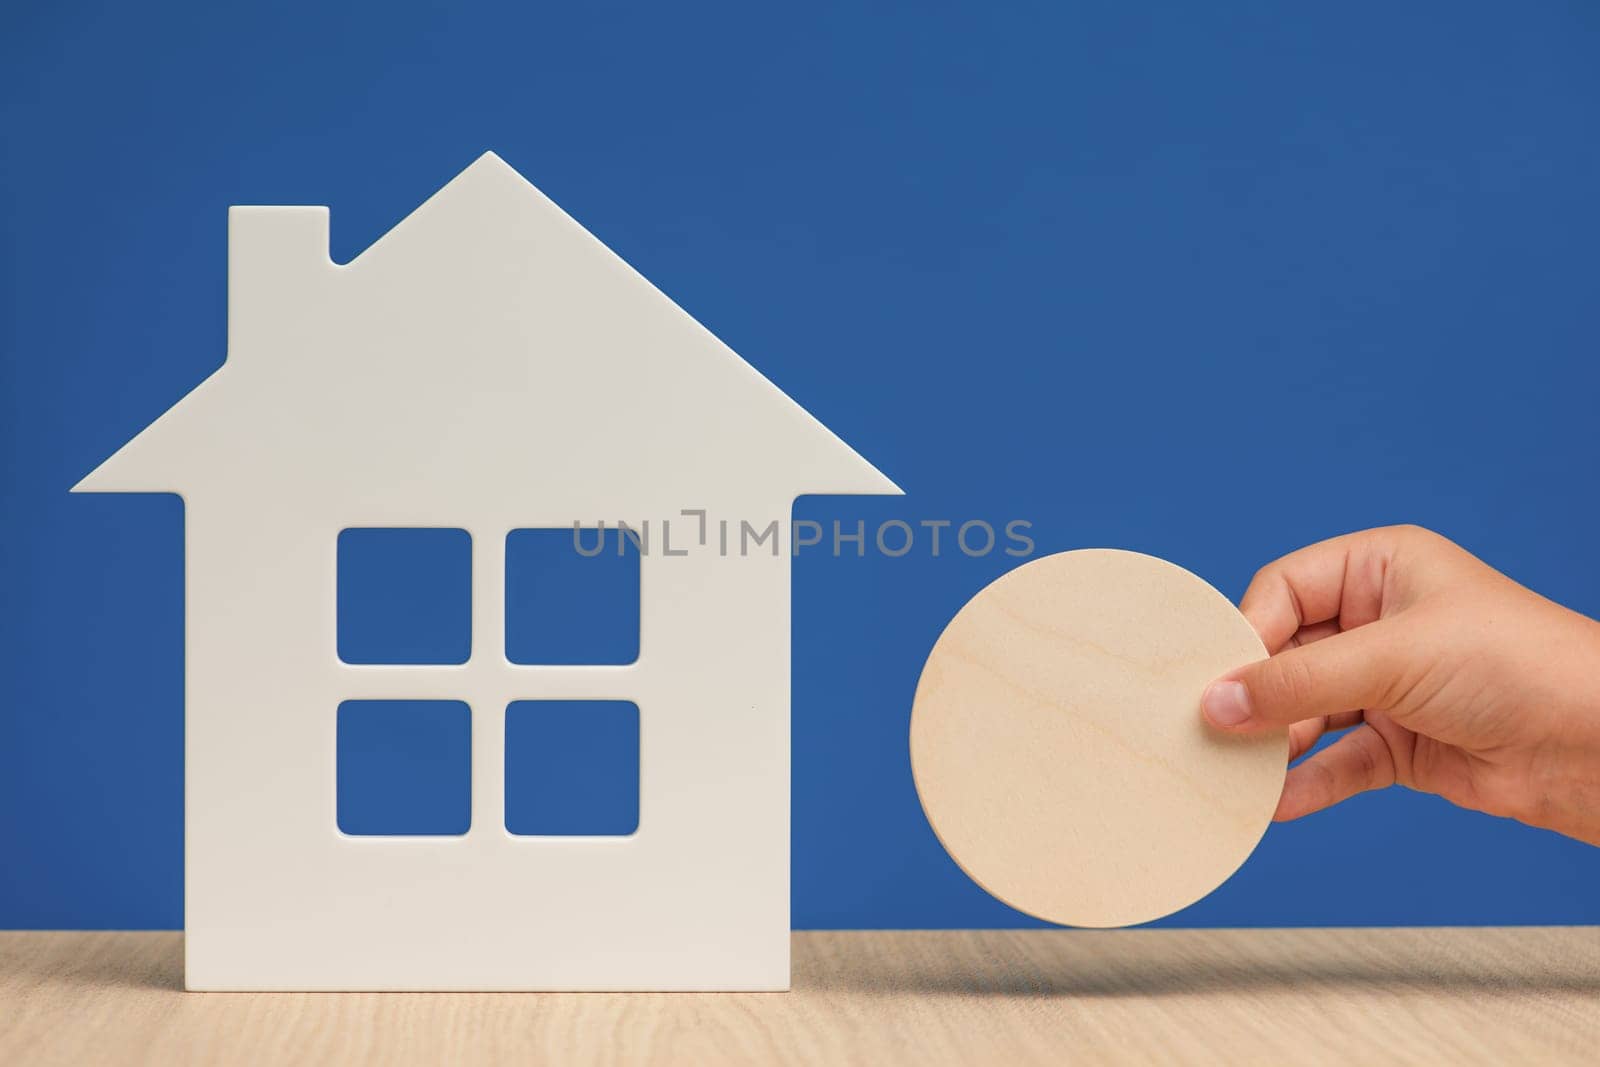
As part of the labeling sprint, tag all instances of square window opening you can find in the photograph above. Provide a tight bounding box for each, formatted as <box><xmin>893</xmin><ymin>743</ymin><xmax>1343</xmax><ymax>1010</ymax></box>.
<box><xmin>505</xmin><ymin>700</ymin><xmax>639</xmax><ymax>836</ymax></box>
<box><xmin>337</xmin><ymin>699</ymin><xmax>471</xmax><ymax>836</ymax></box>
<box><xmin>337</xmin><ymin>527</ymin><xmax>472</xmax><ymax>665</ymax></box>
<box><xmin>505</xmin><ymin>528</ymin><xmax>639</xmax><ymax>665</ymax></box>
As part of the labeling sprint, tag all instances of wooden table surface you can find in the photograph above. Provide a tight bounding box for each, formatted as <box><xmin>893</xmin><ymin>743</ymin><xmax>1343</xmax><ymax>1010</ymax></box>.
<box><xmin>3</xmin><ymin>929</ymin><xmax>1598</xmax><ymax>1065</ymax></box>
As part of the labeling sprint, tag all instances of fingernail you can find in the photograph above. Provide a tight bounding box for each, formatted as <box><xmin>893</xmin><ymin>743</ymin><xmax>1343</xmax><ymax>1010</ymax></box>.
<box><xmin>1202</xmin><ymin>680</ymin><xmax>1252</xmax><ymax>728</ymax></box>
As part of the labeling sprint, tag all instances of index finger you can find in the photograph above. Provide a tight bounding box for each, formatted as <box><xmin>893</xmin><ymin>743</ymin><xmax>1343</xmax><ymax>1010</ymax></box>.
<box><xmin>1238</xmin><ymin>529</ymin><xmax>1392</xmax><ymax>652</ymax></box>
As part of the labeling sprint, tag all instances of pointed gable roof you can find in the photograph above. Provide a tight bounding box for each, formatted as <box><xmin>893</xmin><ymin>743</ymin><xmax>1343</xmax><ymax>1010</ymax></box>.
<box><xmin>74</xmin><ymin>153</ymin><xmax>899</xmax><ymax>507</ymax></box>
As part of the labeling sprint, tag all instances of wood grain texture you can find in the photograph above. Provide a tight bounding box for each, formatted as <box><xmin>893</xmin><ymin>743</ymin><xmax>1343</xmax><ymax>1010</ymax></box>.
<box><xmin>3</xmin><ymin>929</ymin><xmax>1598</xmax><ymax>1065</ymax></box>
<box><xmin>911</xmin><ymin>550</ymin><xmax>1287</xmax><ymax>927</ymax></box>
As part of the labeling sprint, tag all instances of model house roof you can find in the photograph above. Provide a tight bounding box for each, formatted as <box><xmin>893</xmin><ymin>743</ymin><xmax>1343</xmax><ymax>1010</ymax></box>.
<box><xmin>74</xmin><ymin>153</ymin><xmax>899</xmax><ymax>512</ymax></box>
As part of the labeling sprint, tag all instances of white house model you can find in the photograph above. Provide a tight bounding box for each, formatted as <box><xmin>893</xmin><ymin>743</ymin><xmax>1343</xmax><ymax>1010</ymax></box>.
<box><xmin>73</xmin><ymin>152</ymin><xmax>899</xmax><ymax>991</ymax></box>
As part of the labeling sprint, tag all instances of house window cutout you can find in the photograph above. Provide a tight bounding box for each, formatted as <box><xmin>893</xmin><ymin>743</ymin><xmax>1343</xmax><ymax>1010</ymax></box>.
<box><xmin>505</xmin><ymin>528</ymin><xmax>639</xmax><ymax>665</ymax></box>
<box><xmin>505</xmin><ymin>700</ymin><xmax>640</xmax><ymax>836</ymax></box>
<box><xmin>337</xmin><ymin>700</ymin><xmax>472</xmax><ymax>836</ymax></box>
<box><xmin>337</xmin><ymin>528</ymin><xmax>471</xmax><ymax>665</ymax></box>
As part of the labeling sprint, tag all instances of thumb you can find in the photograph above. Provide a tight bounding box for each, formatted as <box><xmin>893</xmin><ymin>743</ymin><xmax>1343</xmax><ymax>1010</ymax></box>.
<box><xmin>1201</xmin><ymin>619</ymin><xmax>1406</xmax><ymax>732</ymax></box>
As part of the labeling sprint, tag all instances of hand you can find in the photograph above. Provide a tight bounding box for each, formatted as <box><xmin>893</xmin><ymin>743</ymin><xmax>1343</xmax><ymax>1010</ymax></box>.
<box><xmin>1200</xmin><ymin>525</ymin><xmax>1600</xmax><ymax>846</ymax></box>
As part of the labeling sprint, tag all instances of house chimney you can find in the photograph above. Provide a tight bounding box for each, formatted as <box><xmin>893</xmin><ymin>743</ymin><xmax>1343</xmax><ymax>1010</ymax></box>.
<box><xmin>227</xmin><ymin>206</ymin><xmax>332</xmax><ymax>360</ymax></box>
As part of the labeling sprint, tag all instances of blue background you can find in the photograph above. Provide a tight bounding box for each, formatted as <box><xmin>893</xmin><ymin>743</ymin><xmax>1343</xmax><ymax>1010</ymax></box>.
<box><xmin>4</xmin><ymin>1</ymin><xmax>1599</xmax><ymax>929</ymax></box>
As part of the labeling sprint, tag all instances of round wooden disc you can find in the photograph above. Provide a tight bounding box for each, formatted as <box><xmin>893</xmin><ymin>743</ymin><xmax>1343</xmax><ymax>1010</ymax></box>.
<box><xmin>910</xmin><ymin>549</ymin><xmax>1287</xmax><ymax>928</ymax></box>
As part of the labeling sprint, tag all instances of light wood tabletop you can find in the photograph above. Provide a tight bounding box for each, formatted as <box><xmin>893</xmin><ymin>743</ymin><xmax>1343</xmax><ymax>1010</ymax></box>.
<box><xmin>3</xmin><ymin>928</ymin><xmax>1597</xmax><ymax>1065</ymax></box>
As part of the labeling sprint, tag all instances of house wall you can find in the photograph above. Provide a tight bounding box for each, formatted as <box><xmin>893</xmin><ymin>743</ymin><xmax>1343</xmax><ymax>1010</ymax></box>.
<box><xmin>182</xmin><ymin>493</ymin><xmax>798</xmax><ymax>990</ymax></box>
